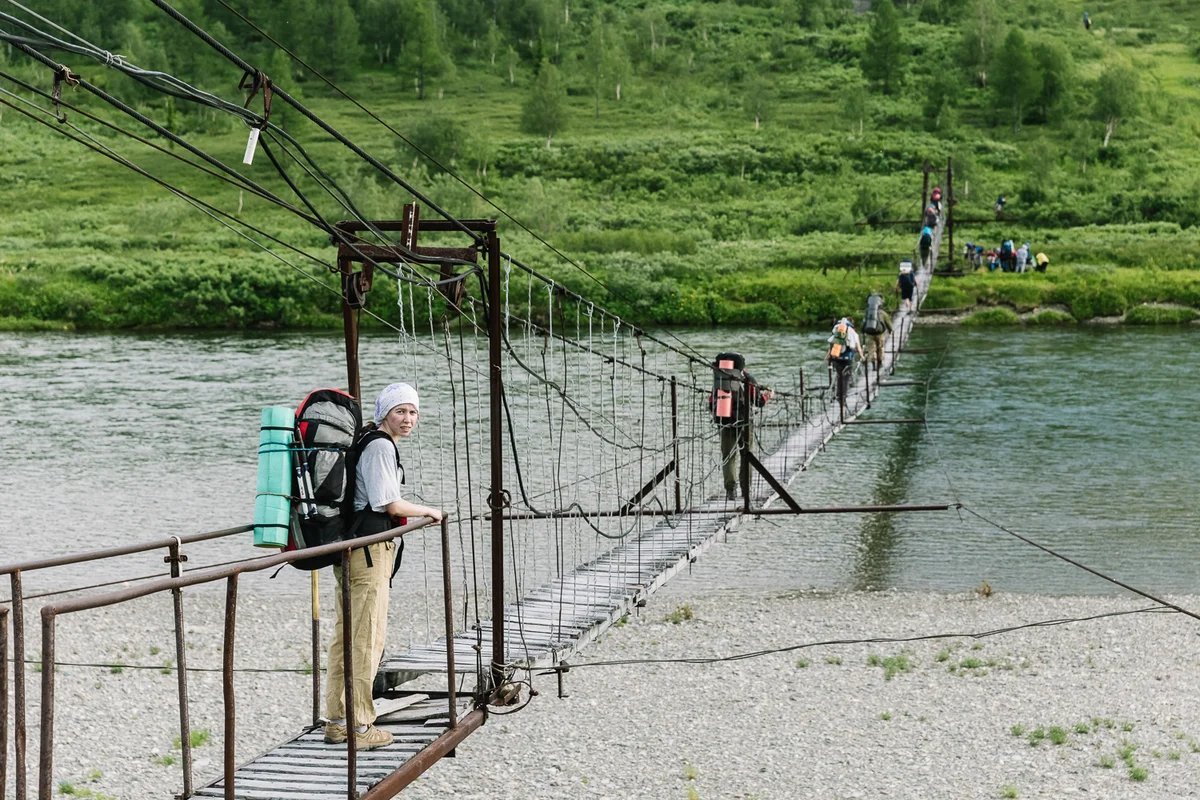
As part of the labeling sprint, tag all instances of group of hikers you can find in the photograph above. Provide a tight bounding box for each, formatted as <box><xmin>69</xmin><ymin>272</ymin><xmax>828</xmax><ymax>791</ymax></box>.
<box><xmin>962</xmin><ymin>239</ymin><xmax>1049</xmax><ymax>273</ymax></box>
<box><xmin>711</xmin><ymin>289</ymin><xmax>901</xmax><ymax>501</ymax></box>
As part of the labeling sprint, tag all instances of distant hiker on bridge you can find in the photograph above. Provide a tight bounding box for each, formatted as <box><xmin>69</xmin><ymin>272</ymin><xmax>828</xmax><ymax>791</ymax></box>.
<box><xmin>709</xmin><ymin>352</ymin><xmax>771</xmax><ymax>502</ymax></box>
<box><xmin>897</xmin><ymin>260</ymin><xmax>916</xmax><ymax>311</ymax></box>
<box><xmin>930</xmin><ymin>186</ymin><xmax>943</xmax><ymax>212</ymax></box>
<box><xmin>995</xmin><ymin>194</ymin><xmax>1007</xmax><ymax>218</ymax></box>
<box><xmin>924</xmin><ymin>205</ymin><xmax>939</xmax><ymax>229</ymax></box>
<box><xmin>1083</xmin><ymin>11</ymin><xmax>1091</xmax><ymax>30</ymax></box>
<box><xmin>324</xmin><ymin>382</ymin><xmax>443</xmax><ymax>750</ymax></box>
<box><xmin>862</xmin><ymin>293</ymin><xmax>892</xmax><ymax>372</ymax></box>
<box><xmin>826</xmin><ymin>318</ymin><xmax>865</xmax><ymax>411</ymax></box>
<box><xmin>919</xmin><ymin>226</ymin><xmax>934</xmax><ymax>268</ymax></box>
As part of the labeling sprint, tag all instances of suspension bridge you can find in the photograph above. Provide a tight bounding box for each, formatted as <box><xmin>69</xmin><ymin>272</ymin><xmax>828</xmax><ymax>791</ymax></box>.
<box><xmin>0</xmin><ymin>4</ymin><xmax>970</xmax><ymax>799</ymax></box>
<box><xmin>1</xmin><ymin>208</ymin><xmax>950</xmax><ymax>800</ymax></box>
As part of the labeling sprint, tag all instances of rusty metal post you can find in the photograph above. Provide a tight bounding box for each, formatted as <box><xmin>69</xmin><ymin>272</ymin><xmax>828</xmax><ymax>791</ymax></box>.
<box><xmin>865</xmin><ymin>354</ymin><xmax>872</xmax><ymax>409</ymax></box>
<box><xmin>1</xmin><ymin>605</ymin><xmax>8</xmax><ymax>800</ymax></box>
<box><xmin>11</xmin><ymin>572</ymin><xmax>25</xmax><ymax>800</ymax></box>
<box><xmin>166</xmin><ymin>538</ymin><xmax>194</xmax><ymax>798</ymax></box>
<box><xmin>440</xmin><ymin>518</ymin><xmax>458</xmax><ymax>729</ymax></box>
<box><xmin>310</xmin><ymin>571</ymin><xmax>321</xmax><ymax>727</ymax></box>
<box><xmin>669</xmin><ymin>377</ymin><xmax>681</xmax><ymax>514</ymax></box>
<box><xmin>340</xmin><ymin>255</ymin><xmax>362</xmax><ymax>401</ymax></box>
<box><xmin>222</xmin><ymin>575</ymin><xmax>238</xmax><ymax>800</ymax></box>
<box><xmin>946</xmin><ymin>157</ymin><xmax>955</xmax><ymax>266</ymax></box>
<box><xmin>338</xmin><ymin>549</ymin><xmax>357</xmax><ymax>798</ymax></box>
<box><xmin>37</xmin><ymin>607</ymin><xmax>56</xmax><ymax>800</ymax></box>
<box><xmin>921</xmin><ymin>164</ymin><xmax>930</xmax><ymax>218</ymax></box>
<box><xmin>739</xmin><ymin>378</ymin><xmax>751</xmax><ymax>512</ymax></box>
<box><xmin>486</xmin><ymin>226</ymin><xmax>506</xmax><ymax>692</ymax></box>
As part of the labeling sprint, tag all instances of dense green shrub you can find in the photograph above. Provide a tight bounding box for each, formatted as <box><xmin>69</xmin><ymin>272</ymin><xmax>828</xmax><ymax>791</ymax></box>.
<box><xmin>962</xmin><ymin>307</ymin><xmax>1021</xmax><ymax>325</ymax></box>
<box><xmin>1123</xmin><ymin>304</ymin><xmax>1198</xmax><ymax>325</ymax></box>
<box><xmin>1027</xmin><ymin>308</ymin><xmax>1076</xmax><ymax>325</ymax></box>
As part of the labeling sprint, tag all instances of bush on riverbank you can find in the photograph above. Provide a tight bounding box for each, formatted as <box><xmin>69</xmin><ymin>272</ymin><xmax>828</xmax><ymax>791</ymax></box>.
<box><xmin>924</xmin><ymin>268</ymin><xmax>1200</xmax><ymax>324</ymax></box>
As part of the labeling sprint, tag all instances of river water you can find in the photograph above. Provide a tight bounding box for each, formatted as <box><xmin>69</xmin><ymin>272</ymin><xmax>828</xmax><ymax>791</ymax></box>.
<box><xmin>1</xmin><ymin>326</ymin><xmax>1197</xmax><ymax>600</ymax></box>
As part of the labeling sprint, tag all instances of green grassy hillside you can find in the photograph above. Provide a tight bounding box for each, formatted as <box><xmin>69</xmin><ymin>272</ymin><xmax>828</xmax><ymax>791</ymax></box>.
<box><xmin>2</xmin><ymin>0</ymin><xmax>1200</xmax><ymax>330</ymax></box>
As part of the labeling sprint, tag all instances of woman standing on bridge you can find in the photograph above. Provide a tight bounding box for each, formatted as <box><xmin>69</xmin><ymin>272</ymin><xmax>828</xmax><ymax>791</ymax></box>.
<box><xmin>324</xmin><ymin>382</ymin><xmax>444</xmax><ymax>750</ymax></box>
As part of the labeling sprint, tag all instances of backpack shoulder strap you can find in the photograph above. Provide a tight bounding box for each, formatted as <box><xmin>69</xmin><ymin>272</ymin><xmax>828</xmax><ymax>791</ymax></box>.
<box><xmin>341</xmin><ymin>429</ymin><xmax>404</xmax><ymax>517</ymax></box>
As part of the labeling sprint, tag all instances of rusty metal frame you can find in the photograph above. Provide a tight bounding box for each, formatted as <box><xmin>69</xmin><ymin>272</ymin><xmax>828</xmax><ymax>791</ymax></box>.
<box><xmin>32</xmin><ymin>518</ymin><xmax>445</xmax><ymax>800</ymax></box>
<box><xmin>1</xmin><ymin>604</ymin><xmax>8</xmax><ymax>800</ymax></box>
<box><xmin>1</xmin><ymin>525</ymin><xmax>247</xmax><ymax>800</ymax></box>
<box><xmin>333</xmin><ymin>209</ymin><xmax>508</xmax><ymax>699</ymax></box>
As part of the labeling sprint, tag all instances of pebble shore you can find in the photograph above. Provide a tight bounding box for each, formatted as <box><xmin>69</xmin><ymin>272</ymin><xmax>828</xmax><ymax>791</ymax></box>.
<box><xmin>9</xmin><ymin>582</ymin><xmax>1199</xmax><ymax>800</ymax></box>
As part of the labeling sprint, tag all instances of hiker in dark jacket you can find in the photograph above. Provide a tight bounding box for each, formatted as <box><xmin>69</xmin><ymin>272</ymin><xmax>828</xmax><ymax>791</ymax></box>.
<box><xmin>897</xmin><ymin>261</ymin><xmax>916</xmax><ymax>311</ymax></box>
<box><xmin>919</xmin><ymin>226</ymin><xmax>933</xmax><ymax>268</ymax></box>
<box><xmin>709</xmin><ymin>353</ymin><xmax>771</xmax><ymax>502</ymax></box>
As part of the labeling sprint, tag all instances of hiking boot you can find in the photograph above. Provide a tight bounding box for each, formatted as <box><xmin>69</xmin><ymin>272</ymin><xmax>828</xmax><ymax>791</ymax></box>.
<box><xmin>323</xmin><ymin>722</ymin><xmax>348</xmax><ymax>744</ymax></box>
<box><xmin>355</xmin><ymin>725</ymin><xmax>394</xmax><ymax>750</ymax></box>
<box><xmin>725</xmin><ymin>487</ymin><xmax>736</xmax><ymax>501</ymax></box>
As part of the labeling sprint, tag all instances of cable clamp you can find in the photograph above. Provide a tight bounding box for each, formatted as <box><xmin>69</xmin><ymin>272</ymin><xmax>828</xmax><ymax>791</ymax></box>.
<box><xmin>487</xmin><ymin>489</ymin><xmax>512</xmax><ymax>511</ymax></box>
<box><xmin>51</xmin><ymin>65</ymin><xmax>78</xmax><ymax>123</ymax></box>
<box><xmin>238</xmin><ymin>69</ymin><xmax>273</xmax><ymax>127</ymax></box>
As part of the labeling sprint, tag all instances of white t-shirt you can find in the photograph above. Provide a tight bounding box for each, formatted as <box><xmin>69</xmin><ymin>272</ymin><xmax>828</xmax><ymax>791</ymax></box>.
<box><xmin>353</xmin><ymin>436</ymin><xmax>405</xmax><ymax>513</ymax></box>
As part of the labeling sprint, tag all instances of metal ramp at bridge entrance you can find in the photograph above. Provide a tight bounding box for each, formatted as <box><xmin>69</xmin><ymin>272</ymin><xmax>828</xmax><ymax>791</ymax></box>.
<box><xmin>192</xmin><ymin>696</ymin><xmax>473</xmax><ymax>800</ymax></box>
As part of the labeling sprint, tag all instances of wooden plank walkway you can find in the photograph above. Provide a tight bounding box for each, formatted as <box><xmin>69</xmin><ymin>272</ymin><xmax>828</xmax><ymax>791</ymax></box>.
<box><xmin>193</xmin><ymin>696</ymin><xmax>469</xmax><ymax>799</ymax></box>
<box><xmin>193</xmin><ymin>248</ymin><xmax>937</xmax><ymax>799</ymax></box>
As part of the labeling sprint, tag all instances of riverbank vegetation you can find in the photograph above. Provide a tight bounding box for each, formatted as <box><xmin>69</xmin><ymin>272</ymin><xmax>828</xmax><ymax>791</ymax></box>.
<box><xmin>3</xmin><ymin>0</ymin><xmax>1200</xmax><ymax>330</ymax></box>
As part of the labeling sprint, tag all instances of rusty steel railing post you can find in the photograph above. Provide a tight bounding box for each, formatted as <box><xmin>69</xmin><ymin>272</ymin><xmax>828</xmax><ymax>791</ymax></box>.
<box><xmin>739</xmin><ymin>379</ymin><xmax>751</xmax><ymax>512</ymax></box>
<box><xmin>340</xmin><ymin>254</ymin><xmax>362</xmax><ymax>402</ymax></box>
<box><xmin>669</xmin><ymin>377</ymin><xmax>681</xmax><ymax>514</ymax></box>
<box><xmin>166</xmin><ymin>537</ymin><xmax>194</xmax><ymax>798</ymax></box>
<box><xmin>222</xmin><ymin>575</ymin><xmax>237</xmax><ymax>800</ymax></box>
<box><xmin>339</xmin><ymin>549</ymin><xmax>357</xmax><ymax>798</ymax></box>
<box><xmin>945</xmin><ymin>156</ymin><xmax>954</xmax><ymax>261</ymax></box>
<box><xmin>37</xmin><ymin>606</ymin><xmax>56</xmax><ymax>800</ymax></box>
<box><xmin>310</xmin><ymin>571</ymin><xmax>321</xmax><ymax>727</ymax></box>
<box><xmin>440</xmin><ymin>519</ymin><xmax>458</xmax><ymax>730</ymax></box>
<box><xmin>11</xmin><ymin>571</ymin><xmax>26</xmax><ymax>800</ymax></box>
<box><xmin>865</xmin><ymin>355</ymin><xmax>872</xmax><ymax>409</ymax></box>
<box><xmin>1</xmin><ymin>604</ymin><xmax>8</xmax><ymax>800</ymax></box>
<box><xmin>486</xmin><ymin>225</ymin><xmax>506</xmax><ymax>692</ymax></box>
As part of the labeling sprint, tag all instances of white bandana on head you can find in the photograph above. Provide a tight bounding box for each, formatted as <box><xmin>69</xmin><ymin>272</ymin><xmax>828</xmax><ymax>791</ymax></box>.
<box><xmin>374</xmin><ymin>382</ymin><xmax>419</xmax><ymax>425</ymax></box>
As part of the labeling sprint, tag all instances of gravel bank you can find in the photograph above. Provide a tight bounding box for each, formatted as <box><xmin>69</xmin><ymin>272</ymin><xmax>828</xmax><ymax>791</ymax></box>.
<box><xmin>7</xmin><ymin>583</ymin><xmax>1199</xmax><ymax>800</ymax></box>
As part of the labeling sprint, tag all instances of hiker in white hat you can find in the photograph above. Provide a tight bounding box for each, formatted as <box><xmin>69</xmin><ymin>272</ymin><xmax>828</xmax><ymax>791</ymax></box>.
<box><xmin>324</xmin><ymin>381</ymin><xmax>442</xmax><ymax>750</ymax></box>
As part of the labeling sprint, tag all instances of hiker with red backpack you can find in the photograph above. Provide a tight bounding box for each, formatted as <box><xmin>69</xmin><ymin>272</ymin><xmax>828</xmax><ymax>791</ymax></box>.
<box><xmin>323</xmin><ymin>382</ymin><xmax>443</xmax><ymax>750</ymax></box>
<box><xmin>709</xmin><ymin>352</ymin><xmax>771</xmax><ymax>502</ymax></box>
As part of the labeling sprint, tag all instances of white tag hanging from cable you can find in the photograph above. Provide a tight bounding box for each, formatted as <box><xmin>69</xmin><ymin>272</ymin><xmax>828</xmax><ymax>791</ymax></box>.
<box><xmin>243</xmin><ymin>127</ymin><xmax>260</xmax><ymax>166</ymax></box>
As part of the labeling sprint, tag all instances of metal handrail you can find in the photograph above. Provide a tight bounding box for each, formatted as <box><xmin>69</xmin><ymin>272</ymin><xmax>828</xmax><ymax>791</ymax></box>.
<box><xmin>38</xmin><ymin>520</ymin><xmax>446</xmax><ymax>800</ymax></box>
<box><xmin>2</xmin><ymin>525</ymin><xmax>250</xmax><ymax>800</ymax></box>
<box><xmin>21</xmin><ymin>516</ymin><xmax>465</xmax><ymax>800</ymax></box>
<box><xmin>0</xmin><ymin>525</ymin><xmax>250</xmax><ymax>579</ymax></box>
